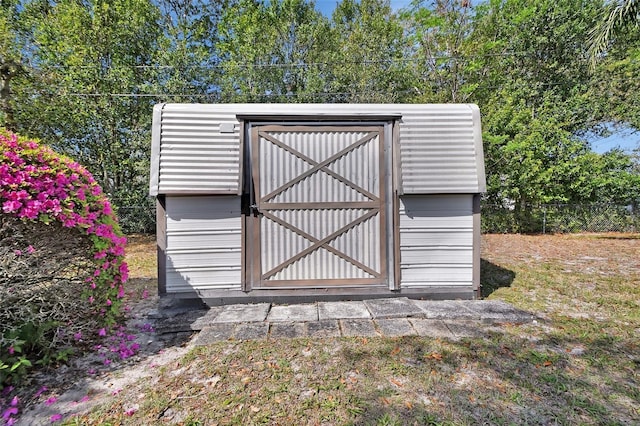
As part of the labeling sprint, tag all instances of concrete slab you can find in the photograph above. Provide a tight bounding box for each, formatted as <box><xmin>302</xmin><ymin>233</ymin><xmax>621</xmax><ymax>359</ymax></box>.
<box><xmin>269</xmin><ymin>322</ymin><xmax>308</xmax><ymax>339</ymax></box>
<box><xmin>155</xmin><ymin>309</ymin><xmax>214</xmax><ymax>333</ymax></box>
<box><xmin>153</xmin><ymin>297</ymin><xmax>208</xmax><ymax>317</ymax></box>
<box><xmin>339</xmin><ymin>319</ymin><xmax>379</xmax><ymax>337</ymax></box>
<box><xmin>307</xmin><ymin>320</ymin><xmax>341</xmax><ymax>338</ymax></box>
<box><xmin>457</xmin><ymin>300</ymin><xmax>535</xmax><ymax>323</ymax></box>
<box><xmin>375</xmin><ymin>319</ymin><xmax>417</xmax><ymax>337</ymax></box>
<box><xmin>412</xmin><ymin>300</ymin><xmax>479</xmax><ymax>320</ymax></box>
<box><xmin>190</xmin><ymin>306</ymin><xmax>224</xmax><ymax>330</ymax></box>
<box><xmin>409</xmin><ymin>319</ymin><xmax>456</xmax><ymax>339</ymax></box>
<box><xmin>364</xmin><ymin>298</ymin><xmax>424</xmax><ymax>319</ymax></box>
<box><xmin>267</xmin><ymin>303</ymin><xmax>318</xmax><ymax>322</ymax></box>
<box><xmin>442</xmin><ymin>320</ymin><xmax>487</xmax><ymax>339</ymax></box>
<box><xmin>193</xmin><ymin>323</ymin><xmax>236</xmax><ymax>345</ymax></box>
<box><xmin>234</xmin><ymin>322</ymin><xmax>269</xmax><ymax>340</ymax></box>
<box><xmin>318</xmin><ymin>301</ymin><xmax>371</xmax><ymax>320</ymax></box>
<box><xmin>213</xmin><ymin>303</ymin><xmax>271</xmax><ymax>323</ymax></box>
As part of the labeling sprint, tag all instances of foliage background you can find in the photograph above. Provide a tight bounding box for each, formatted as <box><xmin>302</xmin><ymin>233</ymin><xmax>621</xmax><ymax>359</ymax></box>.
<box><xmin>1</xmin><ymin>0</ymin><xmax>639</xmax><ymax>232</ymax></box>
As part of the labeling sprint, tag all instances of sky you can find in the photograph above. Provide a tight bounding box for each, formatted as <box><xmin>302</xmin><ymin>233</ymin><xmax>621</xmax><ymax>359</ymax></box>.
<box><xmin>313</xmin><ymin>0</ymin><xmax>639</xmax><ymax>155</ymax></box>
<box><xmin>589</xmin><ymin>127</ymin><xmax>639</xmax><ymax>154</ymax></box>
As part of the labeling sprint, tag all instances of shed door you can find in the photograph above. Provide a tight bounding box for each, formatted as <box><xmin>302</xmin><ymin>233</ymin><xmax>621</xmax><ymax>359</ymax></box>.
<box><xmin>249</xmin><ymin>125</ymin><xmax>388</xmax><ymax>288</ymax></box>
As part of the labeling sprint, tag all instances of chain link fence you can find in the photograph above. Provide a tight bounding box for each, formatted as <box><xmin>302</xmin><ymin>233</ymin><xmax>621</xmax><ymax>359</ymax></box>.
<box><xmin>482</xmin><ymin>203</ymin><xmax>640</xmax><ymax>234</ymax></box>
<box><xmin>111</xmin><ymin>199</ymin><xmax>640</xmax><ymax>235</ymax></box>
<box><xmin>112</xmin><ymin>198</ymin><xmax>156</xmax><ymax>235</ymax></box>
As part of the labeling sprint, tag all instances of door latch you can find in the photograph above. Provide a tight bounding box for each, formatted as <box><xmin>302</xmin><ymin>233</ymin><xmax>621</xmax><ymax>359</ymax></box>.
<box><xmin>250</xmin><ymin>203</ymin><xmax>262</xmax><ymax>216</ymax></box>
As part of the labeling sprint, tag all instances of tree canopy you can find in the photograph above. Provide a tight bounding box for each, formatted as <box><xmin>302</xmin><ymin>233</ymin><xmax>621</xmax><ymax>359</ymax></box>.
<box><xmin>1</xmin><ymin>0</ymin><xmax>638</xmax><ymax>229</ymax></box>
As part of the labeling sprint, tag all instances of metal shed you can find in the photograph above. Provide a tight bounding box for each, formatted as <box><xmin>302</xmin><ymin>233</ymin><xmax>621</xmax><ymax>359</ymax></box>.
<box><xmin>150</xmin><ymin>103</ymin><xmax>486</xmax><ymax>303</ymax></box>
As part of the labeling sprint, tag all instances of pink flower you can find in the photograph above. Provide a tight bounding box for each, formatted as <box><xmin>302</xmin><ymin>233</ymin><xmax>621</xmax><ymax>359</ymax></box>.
<box><xmin>88</xmin><ymin>296</ymin><xmax>95</xmax><ymax>303</ymax></box>
<box><xmin>73</xmin><ymin>332</ymin><xmax>82</xmax><ymax>341</ymax></box>
<box><xmin>98</xmin><ymin>328</ymin><xmax>107</xmax><ymax>337</ymax></box>
<box><xmin>3</xmin><ymin>200</ymin><xmax>21</xmax><ymax>213</ymax></box>
<box><xmin>50</xmin><ymin>413</ymin><xmax>63</xmax><ymax>423</ymax></box>
<box><xmin>27</xmin><ymin>245</ymin><xmax>35</xmax><ymax>254</ymax></box>
<box><xmin>119</xmin><ymin>262</ymin><xmax>129</xmax><ymax>283</ymax></box>
<box><xmin>117</xmin><ymin>285</ymin><xmax>125</xmax><ymax>299</ymax></box>
<box><xmin>2</xmin><ymin>406</ymin><xmax>18</xmax><ymax>422</ymax></box>
<box><xmin>106</xmin><ymin>299</ymin><xmax>112</xmax><ymax>306</ymax></box>
<box><xmin>124</xmin><ymin>408</ymin><xmax>137</xmax><ymax>416</ymax></box>
<box><xmin>34</xmin><ymin>386</ymin><xmax>48</xmax><ymax>398</ymax></box>
<box><xmin>45</xmin><ymin>396</ymin><xmax>57</xmax><ymax>405</ymax></box>
<box><xmin>8</xmin><ymin>346</ymin><xmax>15</xmax><ymax>355</ymax></box>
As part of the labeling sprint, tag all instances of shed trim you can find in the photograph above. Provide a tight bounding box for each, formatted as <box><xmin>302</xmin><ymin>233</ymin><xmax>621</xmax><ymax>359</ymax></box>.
<box><xmin>149</xmin><ymin>103</ymin><xmax>165</xmax><ymax>197</ymax></box>
<box><xmin>237</xmin><ymin>113</ymin><xmax>402</xmax><ymax>121</ymax></box>
<box><xmin>470</xmin><ymin>104</ymin><xmax>487</xmax><ymax>192</ymax></box>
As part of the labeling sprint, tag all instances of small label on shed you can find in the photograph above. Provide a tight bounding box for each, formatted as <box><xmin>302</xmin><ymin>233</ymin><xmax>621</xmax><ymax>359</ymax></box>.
<box><xmin>219</xmin><ymin>123</ymin><xmax>235</xmax><ymax>133</ymax></box>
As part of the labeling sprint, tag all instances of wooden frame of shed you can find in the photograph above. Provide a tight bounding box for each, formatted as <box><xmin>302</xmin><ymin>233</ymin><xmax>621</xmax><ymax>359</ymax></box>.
<box><xmin>150</xmin><ymin>104</ymin><xmax>486</xmax><ymax>304</ymax></box>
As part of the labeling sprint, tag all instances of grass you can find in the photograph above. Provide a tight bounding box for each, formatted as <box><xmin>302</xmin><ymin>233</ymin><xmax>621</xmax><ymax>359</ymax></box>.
<box><xmin>66</xmin><ymin>234</ymin><xmax>640</xmax><ymax>425</ymax></box>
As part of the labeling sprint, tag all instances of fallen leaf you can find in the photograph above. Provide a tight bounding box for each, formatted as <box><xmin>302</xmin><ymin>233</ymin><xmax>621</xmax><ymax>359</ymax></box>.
<box><xmin>250</xmin><ymin>406</ymin><xmax>260</xmax><ymax>413</ymax></box>
<box><xmin>404</xmin><ymin>401</ymin><xmax>413</xmax><ymax>409</ymax></box>
<box><xmin>543</xmin><ymin>361</ymin><xmax>553</xmax><ymax>367</ymax></box>
<box><xmin>425</xmin><ymin>352</ymin><xmax>443</xmax><ymax>361</ymax></box>
<box><xmin>390</xmin><ymin>378</ymin><xmax>404</xmax><ymax>388</ymax></box>
<box><xmin>391</xmin><ymin>346</ymin><xmax>401</xmax><ymax>356</ymax></box>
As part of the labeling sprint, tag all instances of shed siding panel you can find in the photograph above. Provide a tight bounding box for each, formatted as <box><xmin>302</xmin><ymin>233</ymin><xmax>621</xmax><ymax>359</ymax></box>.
<box><xmin>158</xmin><ymin>108</ymin><xmax>240</xmax><ymax>194</ymax></box>
<box><xmin>399</xmin><ymin>108</ymin><xmax>479</xmax><ymax>194</ymax></box>
<box><xmin>165</xmin><ymin>196</ymin><xmax>242</xmax><ymax>292</ymax></box>
<box><xmin>399</xmin><ymin>195</ymin><xmax>474</xmax><ymax>288</ymax></box>
<box><xmin>151</xmin><ymin>103</ymin><xmax>485</xmax><ymax>196</ymax></box>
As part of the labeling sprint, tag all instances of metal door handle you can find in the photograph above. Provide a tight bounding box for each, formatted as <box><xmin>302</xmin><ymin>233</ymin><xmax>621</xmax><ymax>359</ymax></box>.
<box><xmin>250</xmin><ymin>204</ymin><xmax>262</xmax><ymax>216</ymax></box>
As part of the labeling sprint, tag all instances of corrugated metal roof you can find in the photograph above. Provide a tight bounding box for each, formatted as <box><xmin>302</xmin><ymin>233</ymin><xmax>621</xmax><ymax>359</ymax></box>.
<box><xmin>149</xmin><ymin>103</ymin><xmax>485</xmax><ymax>196</ymax></box>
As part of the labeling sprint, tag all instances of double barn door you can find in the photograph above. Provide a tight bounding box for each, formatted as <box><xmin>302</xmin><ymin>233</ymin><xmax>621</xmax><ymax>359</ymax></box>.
<box><xmin>246</xmin><ymin>124</ymin><xmax>391</xmax><ymax>289</ymax></box>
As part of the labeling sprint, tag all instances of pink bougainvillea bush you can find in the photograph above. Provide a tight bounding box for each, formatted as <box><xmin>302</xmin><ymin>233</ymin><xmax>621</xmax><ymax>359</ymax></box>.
<box><xmin>0</xmin><ymin>128</ymin><xmax>128</xmax><ymax>389</ymax></box>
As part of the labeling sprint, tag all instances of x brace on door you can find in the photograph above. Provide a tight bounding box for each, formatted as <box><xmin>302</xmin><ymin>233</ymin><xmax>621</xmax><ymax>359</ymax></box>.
<box><xmin>250</xmin><ymin>125</ymin><xmax>387</xmax><ymax>287</ymax></box>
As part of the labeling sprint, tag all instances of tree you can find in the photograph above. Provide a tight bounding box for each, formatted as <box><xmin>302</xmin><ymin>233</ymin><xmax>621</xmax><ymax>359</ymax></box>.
<box><xmin>155</xmin><ymin>0</ymin><xmax>224</xmax><ymax>102</ymax></box>
<box><xmin>327</xmin><ymin>0</ymin><xmax>412</xmax><ymax>102</ymax></box>
<box><xmin>466</xmin><ymin>0</ymin><xmax>609</xmax><ymax>213</ymax></box>
<box><xmin>216</xmin><ymin>0</ymin><xmax>331</xmax><ymax>102</ymax></box>
<box><xmin>401</xmin><ymin>0</ymin><xmax>477</xmax><ymax>103</ymax></box>
<box><xmin>0</xmin><ymin>0</ymin><xmax>25</xmax><ymax>131</ymax></box>
<box><xmin>589</xmin><ymin>0</ymin><xmax>640</xmax><ymax>65</ymax></box>
<box><xmin>10</xmin><ymin>0</ymin><xmax>165</xmax><ymax>209</ymax></box>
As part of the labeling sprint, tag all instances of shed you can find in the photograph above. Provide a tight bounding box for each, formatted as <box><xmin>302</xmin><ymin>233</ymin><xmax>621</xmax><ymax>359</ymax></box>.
<box><xmin>150</xmin><ymin>103</ymin><xmax>486</xmax><ymax>303</ymax></box>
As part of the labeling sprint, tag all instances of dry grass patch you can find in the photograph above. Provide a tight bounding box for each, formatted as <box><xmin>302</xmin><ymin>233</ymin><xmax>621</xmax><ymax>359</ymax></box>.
<box><xmin>63</xmin><ymin>234</ymin><xmax>640</xmax><ymax>425</ymax></box>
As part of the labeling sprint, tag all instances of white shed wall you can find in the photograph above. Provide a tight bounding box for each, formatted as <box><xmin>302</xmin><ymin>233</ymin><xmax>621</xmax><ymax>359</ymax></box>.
<box><xmin>150</xmin><ymin>103</ymin><xmax>486</xmax><ymax>196</ymax></box>
<box><xmin>152</xmin><ymin>106</ymin><xmax>241</xmax><ymax>195</ymax></box>
<box><xmin>399</xmin><ymin>195</ymin><xmax>474</xmax><ymax>288</ymax></box>
<box><xmin>164</xmin><ymin>196</ymin><xmax>242</xmax><ymax>293</ymax></box>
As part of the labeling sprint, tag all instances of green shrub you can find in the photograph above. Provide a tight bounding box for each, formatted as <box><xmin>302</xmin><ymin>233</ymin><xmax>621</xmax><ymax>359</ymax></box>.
<box><xmin>0</xmin><ymin>128</ymin><xmax>128</xmax><ymax>388</ymax></box>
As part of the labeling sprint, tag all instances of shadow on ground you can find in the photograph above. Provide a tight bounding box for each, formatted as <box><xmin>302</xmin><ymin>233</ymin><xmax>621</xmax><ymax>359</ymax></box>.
<box><xmin>480</xmin><ymin>258</ymin><xmax>515</xmax><ymax>298</ymax></box>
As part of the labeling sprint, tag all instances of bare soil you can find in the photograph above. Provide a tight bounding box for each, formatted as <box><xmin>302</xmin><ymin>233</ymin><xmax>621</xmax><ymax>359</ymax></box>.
<box><xmin>8</xmin><ymin>234</ymin><xmax>640</xmax><ymax>425</ymax></box>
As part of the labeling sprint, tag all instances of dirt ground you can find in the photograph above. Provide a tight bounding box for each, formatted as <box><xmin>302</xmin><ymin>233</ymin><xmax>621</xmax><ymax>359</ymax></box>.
<box><xmin>482</xmin><ymin>233</ymin><xmax>640</xmax><ymax>275</ymax></box>
<box><xmin>6</xmin><ymin>233</ymin><xmax>640</xmax><ymax>425</ymax></box>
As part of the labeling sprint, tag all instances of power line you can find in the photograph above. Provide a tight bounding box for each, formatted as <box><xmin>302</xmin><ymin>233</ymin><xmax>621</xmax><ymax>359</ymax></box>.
<box><xmin>23</xmin><ymin>51</ymin><xmax>551</xmax><ymax>72</ymax></box>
